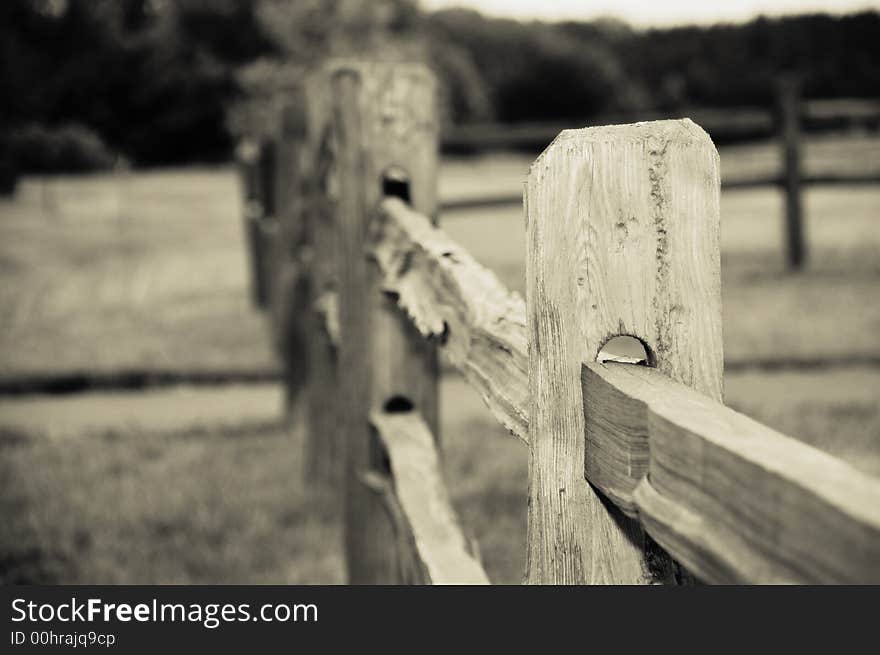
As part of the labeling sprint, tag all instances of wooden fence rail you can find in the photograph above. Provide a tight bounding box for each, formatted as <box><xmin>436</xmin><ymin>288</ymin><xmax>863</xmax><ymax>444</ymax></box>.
<box><xmin>374</xmin><ymin>198</ymin><xmax>528</xmax><ymax>442</ymax></box>
<box><xmin>583</xmin><ymin>361</ymin><xmax>880</xmax><ymax>584</ymax></box>
<box><xmin>246</xmin><ymin>61</ymin><xmax>880</xmax><ymax>584</ymax></box>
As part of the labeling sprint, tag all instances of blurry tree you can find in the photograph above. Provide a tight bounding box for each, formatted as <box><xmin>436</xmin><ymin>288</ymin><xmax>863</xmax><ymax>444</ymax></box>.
<box><xmin>9</xmin><ymin>123</ymin><xmax>116</xmax><ymax>173</ymax></box>
<box><xmin>228</xmin><ymin>0</ymin><xmax>498</xmax><ymax>139</ymax></box>
<box><xmin>425</xmin><ymin>10</ymin><xmax>649</xmax><ymax>122</ymax></box>
<box><xmin>227</xmin><ymin>0</ymin><xmax>425</xmax><ymax>141</ymax></box>
<box><xmin>0</xmin><ymin>1</ymin><xmax>877</xmax><ymax>172</ymax></box>
<box><xmin>428</xmin><ymin>41</ymin><xmax>494</xmax><ymax>124</ymax></box>
<box><xmin>0</xmin><ymin>0</ymin><xmax>272</xmax><ymax>168</ymax></box>
<box><xmin>617</xmin><ymin>11</ymin><xmax>880</xmax><ymax>107</ymax></box>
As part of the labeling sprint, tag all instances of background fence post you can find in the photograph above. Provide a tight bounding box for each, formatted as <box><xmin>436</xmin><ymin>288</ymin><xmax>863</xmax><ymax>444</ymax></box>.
<box><xmin>270</xmin><ymin>104</ymin><xmax>310</xmax><ymax>415</ymax></box>
<box><xmin>328</xmin><ymin>62</ymin><xmax>440</xmax><ymax>583</ymax></box>
<box><xmin>778</xmin><ymin>76</ymin><xmax>806</xmax><ymax>270</ymax></box>
<box><xmin>254</xmin><ymin>140</ymin><xmax>278</xmax><ymax>309</ymax></box>
<box><xmin>524</xmin><ymin>120</ymin><xmax>724</xmax><ymax>584</ymax></box>
<box><xmin>238</xmin><ymin>139</ymin><xmax>277</xmax><ymax>311</ymax></box>
<box><xmin>300</xmin><ymin>77</ymin><xmax>344</xmax><ymax>506</ymax></box>
<box><xmin>237</xmin><ymin>139</ymin><xmax>264</xmax><ymax>308</ymax></box>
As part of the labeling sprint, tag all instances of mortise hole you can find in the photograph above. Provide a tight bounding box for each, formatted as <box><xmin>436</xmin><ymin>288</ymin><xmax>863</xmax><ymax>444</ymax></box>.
<box><xmin>597</xmin><ymin>335</ymin><xmax>651</xmax><ymax>365</ymax></box>
<box><xmin>382</xmin><ymin>166</ymin><xmax>411</xmax><ymax>203</ymax></box>
<box><xmin>383</xmin><ymin>395</ymin><xmax>414</xmax><ymax>413</ymax></box>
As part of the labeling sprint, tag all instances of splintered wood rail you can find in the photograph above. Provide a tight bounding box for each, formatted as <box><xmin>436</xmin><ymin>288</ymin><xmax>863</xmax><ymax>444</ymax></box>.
<box><xmin>241</xmin><ymin>61</ymin><xmax>880</xmax><ymax>585</ymax></box>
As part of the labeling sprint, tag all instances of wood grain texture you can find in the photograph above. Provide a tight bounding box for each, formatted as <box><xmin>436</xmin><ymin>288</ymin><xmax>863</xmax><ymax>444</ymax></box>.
<box><xmin>330</xmin><ymin>61</ymin><xmax>440</xmax><ymax>583</ymax></box>
<box><xmin>374</xmin><ymin>198</ymin><xmax>528</xmax><ymax>442</ymax></box>
<box><xmin>525</xmin><ymin>119</ymin><xmax>723</xmax><ymax>584</ymax></box>
<box><xmin>583</xmin><ymin>361</ymin><xmax>880</xmax><ymax>584</ymax></box>
<box><xmin>359</xmin><ymin>470</ymin><xmax>432</xmax><ymax>584</ymax></box>
<box><xmin>370</xmin><ymin>409</ymin><xmax>490</xmax><ymax>584</ymax></box>
<box><xmin>581</xmin><ymin>360</ymin><xmax>652</xmax><ymax>517</ymax></box>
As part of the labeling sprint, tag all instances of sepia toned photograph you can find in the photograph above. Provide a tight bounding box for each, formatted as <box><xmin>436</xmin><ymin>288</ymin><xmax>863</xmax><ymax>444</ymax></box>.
<box><xmin>1</xmin><ymin>0</ymin><xmax>878</xmax><ymax>589</ymax></box>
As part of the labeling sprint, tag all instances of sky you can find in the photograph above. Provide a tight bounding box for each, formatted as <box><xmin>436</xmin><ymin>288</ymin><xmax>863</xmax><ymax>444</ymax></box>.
<box><xmin>420</xmin><ymin>0</ymin><xmax>880</xmax><ymax>27</ymax></box>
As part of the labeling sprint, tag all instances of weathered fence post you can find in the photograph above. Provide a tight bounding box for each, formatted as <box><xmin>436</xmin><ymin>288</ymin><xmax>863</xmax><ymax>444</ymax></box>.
<box><xmin>270</xmin><ymin>104</ymin><xmax>311</xmax><ymax>413</ymax></box>
<box><xmin>524</xmin><ymin>120</ymin><xmax>724</xmax><ymax>583</ymax></box>
<box><xmin>326</xmin><ymin>62</ymin><xmax>440</xmax><ymax>583</ymax></box>
<box><xmin>778</xmin><ymin>76</ymin><xmax>806</xmax><ymax>270</ymax></box>
<box><xmin>300</xmin><ymin>77</ymin><xmax>345</xmax><ymax>502</ymax></box>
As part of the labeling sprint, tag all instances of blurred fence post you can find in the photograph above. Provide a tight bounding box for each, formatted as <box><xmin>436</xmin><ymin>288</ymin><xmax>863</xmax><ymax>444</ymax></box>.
<box><xmin>237</xmin><ymin>139</ymin><xmax>277</xmax><ymax>310</ymax></box>
<box><xmin>778</xmin><ymin>76</ymin><xmax>806</xmax><ymax>270</ymax></box>
<box><xmin>237</xmin><ymin>139</ymin><xmax>263</xmax><ymax>308</ymax></box>
<box><xmin>271</xmin><ymin>103</ymin><xmax>311</xmax><ymax>414</ymax></box>
<box><xmin>327</xmin><ymin>62</ymin><xmax>440</xmax><ymax>583</ymax></box>
<box><xmin>524</xmin><ymin>120</ymin><xmax>724</xmax><ymax>583</ymax></box>
<box><xmin>302</xmin><ymin>76</ymin><xmax>344</xmax><ymax>504</ymax></box>
<box><xmin>255</xmin><ymin>140</ymin><xmax>279</xmax><ymax>308</ymax></box>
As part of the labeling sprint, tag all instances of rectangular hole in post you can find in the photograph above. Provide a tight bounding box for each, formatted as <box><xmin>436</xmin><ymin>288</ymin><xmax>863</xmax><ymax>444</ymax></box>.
<box><xmin>382</xmin><ymin>166</ymin><xmax>410</xmax><ymax>204</ymax></box>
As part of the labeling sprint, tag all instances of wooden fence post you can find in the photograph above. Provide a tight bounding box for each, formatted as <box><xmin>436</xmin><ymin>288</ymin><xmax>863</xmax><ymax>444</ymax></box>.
<box><xmin>237</xmin><ymin>139</ymin><xmax>264</xmax><ymax>308</ymax></box>
<box><xmin>524</xmin><ymin>120</ymin><xmax>724</xmax><ymax>584</ymax></box>
<box><xmin>301</xmin><ymin>77</ymin><xmax>343</xmax><ymax>503</ymax></box>
<box><xmin>237</xmin><ymin>139</ymin><xmax>278</xmax><ymax>311</ymax></box>
<box><xmin>327</xmin><ymin>62</ymin><xmax>440</xmax><ymax>583</ymax></box>
<box><xmin>270</xmin><ymin>104</ymin><xmax>311</xmax><ymax>414</ymax></box>
<box><xmin>255</xmin><ymin>140</ymin><xmax>279</xmax><ymax>309</ymax></box>
<box><xmin>778</xmin><ymin>76</ymin><xmax>806</xmax><ymax>270</ymax></box>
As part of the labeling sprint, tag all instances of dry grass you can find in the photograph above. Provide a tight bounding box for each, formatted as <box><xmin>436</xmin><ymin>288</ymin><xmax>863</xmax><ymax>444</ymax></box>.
<box><xmin>0</xmin><ymin>168</ymin><xmax>275</xmax><ymax>377</ymax></box>
<box><xmin>2</xmin><ymin>135</ymin><xmax>878</xmax><ymax>378</ymax></box>
<box><xmin>0</xmin><ymin>418</ymin><xmax>344</xmax><ymax>584</ymax></box>
<box><xmin>1</xmin><ymin>367</ymin><xmax>876</xmax><ymax>584</ymax></box>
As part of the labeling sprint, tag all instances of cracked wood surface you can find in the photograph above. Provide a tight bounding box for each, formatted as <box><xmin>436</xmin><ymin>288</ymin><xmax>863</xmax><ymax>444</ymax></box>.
<box><xmin>373</xmin><ymin>197</ymin><xmax>529</xmax><ymax>443</ymax></box>
<box><xmin>369</xmin><ymin>410</ymin><xmax>490</xmax><ymax>584</ymax></box>
<box><xmin>330</xmin><ymin>62</ymin><xmax>441</xmax><ymax>583</ymax></box>
<box><xmin>525</xmin><ymin>119</ymin><xmax>723</xmax><ymax>584</ymax></box>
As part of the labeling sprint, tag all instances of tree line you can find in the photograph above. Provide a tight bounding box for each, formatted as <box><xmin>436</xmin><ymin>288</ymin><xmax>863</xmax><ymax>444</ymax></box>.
<box><xmin>1</xmin><ymin>0</ymin><xmax>878</xmax><ymax>175</ymax></box>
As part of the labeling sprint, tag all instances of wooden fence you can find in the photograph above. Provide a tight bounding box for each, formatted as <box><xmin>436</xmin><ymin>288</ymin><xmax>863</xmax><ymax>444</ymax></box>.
<box><xmin>244</xmin><ymin>83</ymin><xmax>879</xmax><ymax>282</ymax></box>
<box><xmin>241</xmin><ymin>61</ymin><xmax>880</xmax><ymax>584</ymax></box>
<box><xmin>442</xmin><ymin>82</ymin><xmax>880</xmax><ymax>271</ymax></box>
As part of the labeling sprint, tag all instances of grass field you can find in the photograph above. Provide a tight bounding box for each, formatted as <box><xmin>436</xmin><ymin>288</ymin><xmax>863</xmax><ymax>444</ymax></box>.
<box><xmin>0</xmin><ymin>169</ymin><xmax>275</xmax><ymax>378</ymax></box>
<box><xmin>1</xmin><ymin>133</ymin><xmax>879</xmax><ymax>584</ymax></box>
<box><xmin>2</xmin><ymin>368</ymin><xmax>877</xmax><ymax>584</ymax></box>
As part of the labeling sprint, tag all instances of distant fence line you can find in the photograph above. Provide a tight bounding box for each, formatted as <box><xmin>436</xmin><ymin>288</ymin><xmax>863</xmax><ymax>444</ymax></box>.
<box><xmin>240</xmin><ymin>62</ymin><xmax>880</xmax><ymax>585</ymax></box>
<box><xmin>442</xmin><ymin>86</ymin><xmax>880</xmax><ymax>270</ymax></box>
<box><xmin>441</xmin><ymin>96</ymin><xmax>880</xmax><ymax>152</ymax></box>
<box><xmin>5</xmin><ymin>352</ymin><xmax>880</xmax><ymax>396</ymax></box>
<box><xmin>243</xmin><ymin>87</ymin><xmax>880</xmax><ymax>274</ymax></box>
